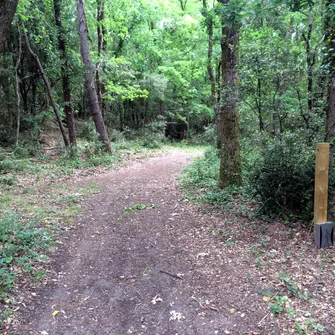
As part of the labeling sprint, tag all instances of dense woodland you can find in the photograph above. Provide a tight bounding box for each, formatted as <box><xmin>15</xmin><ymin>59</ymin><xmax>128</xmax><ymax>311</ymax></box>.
<box><xmin>0</xmin><ymin>0</ymin><xmax>335</xmax><ymax>216</ymax></box>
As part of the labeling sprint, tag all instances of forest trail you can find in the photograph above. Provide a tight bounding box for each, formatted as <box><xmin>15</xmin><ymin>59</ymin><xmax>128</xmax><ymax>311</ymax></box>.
<box><xmin>15</xmin><ymin>149</ymin><xmax>268</xmax><ymax>335</ymax></box>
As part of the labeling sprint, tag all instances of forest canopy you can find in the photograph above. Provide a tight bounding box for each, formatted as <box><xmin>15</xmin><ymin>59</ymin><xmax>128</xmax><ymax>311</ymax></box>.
<box><xmin>0</xmin><ymin>0</ymin><xmax>335</xmax><ymax>216</ymax></box>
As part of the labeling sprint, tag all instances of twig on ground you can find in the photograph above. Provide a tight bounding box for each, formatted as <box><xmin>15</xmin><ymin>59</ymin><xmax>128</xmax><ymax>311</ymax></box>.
<box><xmin>159</xmin><ymin>270</ymin><xmax>183</xmax><ymax>280</ymax></box>
<box><xmin>258</xmin><ymin>310</ymin><xmax>271</xmax><ymax>326</ymax></box>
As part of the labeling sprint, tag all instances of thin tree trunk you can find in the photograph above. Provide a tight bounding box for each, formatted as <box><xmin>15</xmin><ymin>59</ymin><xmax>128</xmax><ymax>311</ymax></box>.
<box><xmin>296</xmin><ymin>88</ymin><xmax>310</xmax><ymax>129</ymax></box>
<box><xmin>202</xmin><ymin>0</ymin><xmax>221</xmax><ymax>146</ymax></box>
<box><xmin>96</xmin><ymin>0</ymin><xmax>106</xmax><ymax>111</ymax></box>
<box><xmin>324</xmin><ymin>0</ymin><xmax>335</xmax><ymax>221</ymax></box>
<box><xmin>179</xmin><ymin>0</ymin><xmax>187</xmax><ymax>11</ymax></box>
<box><xmin>77</xmin><ymin>0</ymin><xmax>111</xmax><ymax>152</ymax></box>
<box><xmin>257</xmin><ymin>78</ymin><xmax>264</xmax><ymax>132</ymax></box>
<box><xmin>0</xmin><ymin>0</ymin><xmax>19</xmax><ymax>54</ymax></box>
<box><xmin>23</xmin><ymin>30</ymin><xmax>70</xmax><ymax>147</ymax></box>
<box><xmin>218</xmin><ymin>0</ymin><xmax>242</xmax><ymax>188</ymax></box>
<box><xmin>324</xmin><ymin>0</ymin><xmax>335</xmax><ymax>144</ymax></box>
<box><xmin>54</xmin><ymin>0</ymin><xmax>77</xmax><ymax>146</ymax></box>
<box><xmin>14</xmin><ymin>28</ymin><xmax>22</xmax><ymax>147</ymax></box>
<box><xmin>302</xmin><ymin>13</ymin><xmax>315</xmax><ymax>122</ymax></box>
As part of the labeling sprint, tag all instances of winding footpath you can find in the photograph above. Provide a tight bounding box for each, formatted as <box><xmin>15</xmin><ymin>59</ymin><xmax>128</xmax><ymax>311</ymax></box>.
<box><xmin>15</xmin><ymin>149</ymin><xmax>269</xmax><ymax>335</ymax></box>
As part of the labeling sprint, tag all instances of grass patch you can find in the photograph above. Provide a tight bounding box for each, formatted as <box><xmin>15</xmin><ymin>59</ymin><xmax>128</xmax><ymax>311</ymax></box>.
<box><xmin>0</xmin><ymin>213</ymin><xmax>54</xmax><ymax>297</ymax></box>
<box><xmin>123</xmin><ymin>204</ymin><xmax>156</xmax><ymax>214</ymax></box>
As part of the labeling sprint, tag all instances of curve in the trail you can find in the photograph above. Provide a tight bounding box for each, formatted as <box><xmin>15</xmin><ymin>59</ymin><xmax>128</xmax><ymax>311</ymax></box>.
<box><xmin>15</xmin><ymin>149</ymin><xmax>267</xmax><ymax>335</ymax></box>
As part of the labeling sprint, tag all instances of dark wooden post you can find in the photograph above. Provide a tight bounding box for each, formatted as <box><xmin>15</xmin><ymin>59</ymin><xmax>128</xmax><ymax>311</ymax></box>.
<box><xmin>314</xmin><ymin>143</ymin><xmax>334</xmax><ymax>248</ymax></box>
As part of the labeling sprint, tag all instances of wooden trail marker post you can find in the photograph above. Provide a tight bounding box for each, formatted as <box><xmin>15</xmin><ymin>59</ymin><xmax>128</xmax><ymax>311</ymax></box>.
<box><xmin>314</xmin><ymin>143</ymin><xmax>334</xmax><ymax>248</ymax></box>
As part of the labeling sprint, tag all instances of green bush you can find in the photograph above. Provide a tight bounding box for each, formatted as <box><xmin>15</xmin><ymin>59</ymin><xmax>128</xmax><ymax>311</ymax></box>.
<box><xmin>0</xmin><ymin>158</ymin><xmax>15</xmax><ymax>174</ymax></box>
<box><xmin>0</xmin><ymin>175</ymin><xmax>17</xmax><ymax>185</ymax></box>
<box><xmin>122</xmin><ymin>118</ymin><xmax>166</xmax><ymax>148</ymax></box>
<box><xmin>76</xmin><ymin>122</ymin><xmax>98</xmax><ymax>142</ymax></box>
<box><xmin>185</xmin><ymin>125</ymin><xmax>216</xmax><ymax>146</ymax></box>
<box><xmin>248</xmin><ymin>133</ymin><xmax>315</xmax><ymax>218</ymax></box>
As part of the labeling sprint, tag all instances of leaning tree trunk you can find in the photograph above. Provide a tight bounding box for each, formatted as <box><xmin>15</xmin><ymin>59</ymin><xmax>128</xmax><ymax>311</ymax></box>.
<box><xmin>77</xmin><ymin>0</ymin><xmax>111</xmax><ymax>152</ymax></box>
<box><xmin>54</xmin><ymin>0</ymin><xmax>77</xmax><ymax>146</ymax></box>
<box><xmin>0</xmin><ymin>0</ymin><xmax>19</xmax><ymax>54</ymax></box>
<box><xmin>218</xmin><ymin>0</ymin><xmax>242</xmax><ymax>189</ymax></box>
<box><xmin>23</xmin><ymin>30</ymin><xmax>70</xmax><ymax>147</ymax></box>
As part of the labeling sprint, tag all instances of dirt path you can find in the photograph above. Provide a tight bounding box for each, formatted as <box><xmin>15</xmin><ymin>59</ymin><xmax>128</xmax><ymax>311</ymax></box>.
<box><xmin>15</xmin><ymin>149</ymin><xmax>270</xmax><ymax>335</ymax></box>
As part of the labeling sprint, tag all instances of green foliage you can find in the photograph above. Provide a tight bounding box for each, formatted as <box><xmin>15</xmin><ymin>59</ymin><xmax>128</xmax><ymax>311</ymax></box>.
<box><xmin>185</xmin><ymin>125</ymin><xmax>216</xmax><ymax>146</ymax></box>
<box><xmin>248</xmin><ymin>133</ymin><xmax>315</xmax><ymax>218</ymax></box>
<box><xmin>0</xmin><ymin>158</ymin><xmax>15</xmax><ymax>174</ymax></box>
<box><xmin>270</xmin><ymin>295</ymin><xmax>289</xmax><ymax>315</ymax></box>
<box><xmin>123</xmin><ymin>117</ymin><xmax>167</xmax><ymax>149</ymax></box>
<box><xmin>216</xmin><ymin>0</ymin><xmax>245</xmax><ymax>27</ymax></box>
<box><xmin>180</xmin><ymin>147</ymin><xmax>245</xmax><ymax>207</ymax></box>
<box><xmin>0</xmin><ymin>214</ymin><xmax>52</xmax><ymax>296</ymax></box>
<box><xmin>123</xmin><ymin>204</ymin><xmax>156</xmax><ymax>214</ymax></box>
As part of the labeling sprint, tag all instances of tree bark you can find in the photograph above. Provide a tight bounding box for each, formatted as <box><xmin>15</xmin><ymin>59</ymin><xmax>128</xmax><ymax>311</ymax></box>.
<box><xmin>324</xmin><ymin>0</ymin><xmax>335</xmax><ymax>221</ymax></box>
<box><xmin>54</xmin><ymin>0</ymin><xmax>77</xmax><ymax>146</ymax></box>
<box><xmin>257</xmin><ymin>78</ymin><xmax>264</xmax><ymax>132</ymax></box>
<box><xmin>14</xmin><ymin>27</ymin><xmax>22</xmax><ymax>147</ymax></box>
<box><xmin>23</xmin><ymin>30</ymin><xmax>70</xmax><ymax>147</ymax></box>
<box><xmin>324</xmin><ymin>0</ymin><xmax>335</xmax><ymax>144</ymax></box>
<box><xmin>96</xmin><ymin>0</ymin><xmax>106</xmax><ymax>112</ymax></box>
<box><xmin>202</xmin><ymin>0</ymin><xmax>221</xmax><ymax>146</ymax></box>
<box><xmin>0</xmin><ymin>0</ymin><xmax>19</xmax><ymax>54</ymax></box>
<box><xmin>302</xmin><ymin>13</ymin><xmax>315</xmax><ymax>125</ymax></box>
<box><xmin>218</xmin><ymin>0</ymin><xmax>242</xmax><ymax>188</ymax></box>
<box><xmin>77</xmin><ymin>0</ymin><xmax>111</xmax><ymax>152</ymax></box>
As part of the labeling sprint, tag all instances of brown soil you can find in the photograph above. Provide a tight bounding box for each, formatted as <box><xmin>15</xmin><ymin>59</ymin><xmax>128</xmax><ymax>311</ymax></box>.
<box><xmin>11</xmin><ymin>149</ymin><xmax>335</xmax><ymax>335</ymax></box>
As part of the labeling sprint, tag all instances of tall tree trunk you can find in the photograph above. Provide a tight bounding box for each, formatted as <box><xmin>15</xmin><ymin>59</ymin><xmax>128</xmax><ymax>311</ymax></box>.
<box><xmin>54</xmin><ymin>0</ymin><xmax>77</xmax><ymax>146</ymax></box>
<box><xmin>302</xmin><ymin>11</ymin><xmax>315</xmax><ymax>124</ymax></box>
<box><xmin>14</xmin><ymin>28</ymin><xmax>22</xmax><ymax>147</ymax></box>
<box><xmin>96</xmin><ymin>0</ymin><xmax>106</xmax><ymax>111</ymax></box>
<box><xmin>257</xmin><ymin>77</ymin><xmax>264</xmax><ymax>132</ymax></box>
<box><xmin>0</xmin><ymin>0</ymin><xmax>19</xmax><ymax>54</ymax></box>
<box><xmin>218</xmin><ymin>0</ymin><xmax>242</xmax><ymax>188</ymax></box>
<box><xmin>202</xmin><ymin>0</ymin><xmax>221</xmax><ymax>147</ymax></box>
<box><xmin>324</xmin><ymin>0</ymin><xmax>335</xmax><ymax>220</ymax></box>
<box><xmin>77</xmin><ymin>0</ymin><xmax>111</xmax><ymax>152</ymax></box>
<box><xmin>23</xmin><ymin>30</ymin><xmax>70</xmax><ymax>147</ymax></box>
<box><xmin>325</xmin><ymin>0</ymin><xmax>335</xmax><ymax>144</ymax></box>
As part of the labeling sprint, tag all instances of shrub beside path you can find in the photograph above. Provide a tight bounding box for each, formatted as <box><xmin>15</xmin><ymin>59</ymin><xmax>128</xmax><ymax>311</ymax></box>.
<box><xmin>13</xmin><ymin>149</ymin><xmax>334</xmax><ymax>334</ymax></box>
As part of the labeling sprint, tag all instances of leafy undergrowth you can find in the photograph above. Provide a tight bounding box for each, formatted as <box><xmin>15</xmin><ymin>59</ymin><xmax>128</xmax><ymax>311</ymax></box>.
<box><xmin>0</xmin><ymin>182</ymin><xmax>100</xmax><ymax>329</ymax></box>
<box><xmin>179</xmin><ymin>147</ymin><xmax>250</xmax><ymax>213</ymax></box>
<box><xmin>0</xmin><ymin>140</ymin><xmax>164</xmax><ymax>191</ymax></box>
<box><xmin>179</xmin><ymin>149</ymin><xmax>335</xmax><ymax>334</ymax></box>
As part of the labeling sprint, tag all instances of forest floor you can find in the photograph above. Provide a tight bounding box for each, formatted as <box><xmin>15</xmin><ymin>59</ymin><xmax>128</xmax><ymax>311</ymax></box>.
<box><xmin>4</xmin><ymin>148</ymin><xmax>335</xmax><ymax>335</ymax></box>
